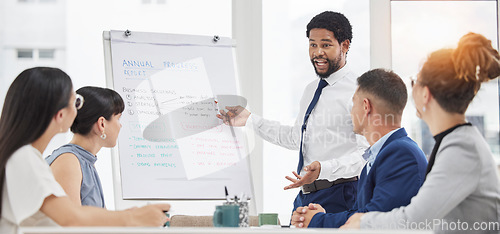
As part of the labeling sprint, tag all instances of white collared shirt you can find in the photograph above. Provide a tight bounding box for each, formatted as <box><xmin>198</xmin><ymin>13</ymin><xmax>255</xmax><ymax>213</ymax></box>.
<box><xmin>363</xmin><ymin>128</ymin><xmax>401</xmax><ymax>174</ymax></box>
<box><xmin>250</xmin><ymin>64</ymin><xmax>368</xmax><ymax>181</ymax></box>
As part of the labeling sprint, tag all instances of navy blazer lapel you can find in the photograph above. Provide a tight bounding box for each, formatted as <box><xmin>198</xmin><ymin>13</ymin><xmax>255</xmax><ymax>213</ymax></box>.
<box><xmin>379</xmin><ymin>128</ymin><xmax>407</xmax><ymax>152</ymax></box>
<box><xmin>364</xmin><ymin>128</ymin><xmax>407</xmax><ymax>179</ymax></box>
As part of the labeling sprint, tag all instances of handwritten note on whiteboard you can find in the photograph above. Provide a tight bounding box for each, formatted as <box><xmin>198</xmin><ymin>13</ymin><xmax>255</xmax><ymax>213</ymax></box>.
<box><xmin>109</xmin><ymin>31</ymin><xmax>252</xmax><ymax>199</ymax></box>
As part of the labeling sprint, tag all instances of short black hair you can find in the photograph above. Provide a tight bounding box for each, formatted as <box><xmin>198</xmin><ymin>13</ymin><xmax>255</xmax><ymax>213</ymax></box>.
<box><xmin>357</xmin><ymin>69</ymin><xmax>407</xmax><ymax>115</ymax></box>
<box><xmin>306</xmin><ymin>11</ymin><xmax>353</xmax><ymax>45</ymax></box>
<box><xmin>71</xmin><ymin>86</ymin><xmax>124</xmax><ymax>135</ymax></box>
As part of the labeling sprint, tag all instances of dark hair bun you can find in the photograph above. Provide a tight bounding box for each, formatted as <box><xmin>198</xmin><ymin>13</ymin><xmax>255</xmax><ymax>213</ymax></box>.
<box><xmin>70</xmin><ymin>86</ymin><xmax>124</xmax><ymax>135</ymax></box>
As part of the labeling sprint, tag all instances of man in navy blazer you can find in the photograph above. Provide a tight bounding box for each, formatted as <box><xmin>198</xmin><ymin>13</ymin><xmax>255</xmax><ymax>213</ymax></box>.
<box><xmin>290</xmin><ymin>69</ymin><xmax>428</xmax><ymax>228</ymax></box>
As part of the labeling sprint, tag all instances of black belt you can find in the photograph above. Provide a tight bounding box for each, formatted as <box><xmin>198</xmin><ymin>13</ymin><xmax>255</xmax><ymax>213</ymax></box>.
<box><xmin>301</xmin><ymin>176</ymin><xmax>358</xmax><ymax>194</ymax></box>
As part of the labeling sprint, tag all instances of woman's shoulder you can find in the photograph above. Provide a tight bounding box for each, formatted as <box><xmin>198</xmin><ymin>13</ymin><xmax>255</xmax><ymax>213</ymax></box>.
<box><xmin>13</xmin><ymin>144</ymin><xmax>38</xmax><ymax>154</ymax></box>
<box><xmin>10</xmin><ymin>144</ymin><xmax>42</xmax><ymax>163</ymax></box>
<box><xmin>46</xmin><ymin>144</ymin><xmax>81</xmax><ymax>163</ymax></box>
<box><xmin>7</xmin><ymin>145</ymin><xmax>51</xmax><ymax>176</ymax></box>
<box><xmin>443</xmin><ymin>125</ymin><xmax>484</xmax><ymax>146</ymax></box>
<box><xmin>51</xmin><ymin>143</ymin><xmax>80</xmax><ymax>154</ymax></box>
<box><xmin>440</xmin><ymin>125</ymin><xmax>493</xmax><ymax>160</ymax></box>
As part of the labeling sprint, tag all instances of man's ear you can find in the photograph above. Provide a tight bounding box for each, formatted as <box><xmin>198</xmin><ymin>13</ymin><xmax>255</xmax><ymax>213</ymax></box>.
<box><xmin>363</xmin><ymin>98</ymin><xmax>372</xmax><ymax>116</ymax></box>
<box><xmin>341</xmin><ymin>40</ymin><xmax>350</xmax><ymax>54</ymax></box>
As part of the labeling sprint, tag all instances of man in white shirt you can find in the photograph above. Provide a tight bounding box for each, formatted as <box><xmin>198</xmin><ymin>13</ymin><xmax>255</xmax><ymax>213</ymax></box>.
<box><xmin>218</xmin><ymin>11</ymin><xmax>367</xmax><ymax>214</ymax></box>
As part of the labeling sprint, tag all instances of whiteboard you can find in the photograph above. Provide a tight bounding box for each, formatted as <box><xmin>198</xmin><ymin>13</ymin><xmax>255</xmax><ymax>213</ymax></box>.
<box><xmin>103</xmin><ymin>30</ymin><xmax>253</xmax><ymax>202</ymax></box>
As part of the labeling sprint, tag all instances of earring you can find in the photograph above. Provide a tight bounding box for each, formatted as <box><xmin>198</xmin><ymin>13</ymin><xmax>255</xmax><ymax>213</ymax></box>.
<box><xmin>101</xmin><ymin>132</ymin><xmax>107</xmax><ymax>140</ymax></box>
<box><xmin>422</xmin><ymin>106</ymin><xmax>426</xmax><ymax>113</ymax></box>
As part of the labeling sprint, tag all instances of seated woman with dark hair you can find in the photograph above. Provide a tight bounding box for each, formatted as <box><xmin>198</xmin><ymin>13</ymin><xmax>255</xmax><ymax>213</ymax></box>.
<box><xmin>46</xmin><ymin>86</ymin><xmax>124</xmax><ymax>207</ymax></box>
<box><xmin>0</xmin><ymin>67</ymin><xmax>169</xmax><ymax>234</ymax></box>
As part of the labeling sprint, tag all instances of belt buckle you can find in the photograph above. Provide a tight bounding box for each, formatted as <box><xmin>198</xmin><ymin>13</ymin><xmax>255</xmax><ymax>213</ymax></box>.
<box><xmin>301</xmin><ymin>181</ymin><xmax>317</xmax><ymax>194</ymax></box>
<box><xmin>301</xmin><ymin>186</ymin><xmax>310</xmax><ymax>195</ymax></box>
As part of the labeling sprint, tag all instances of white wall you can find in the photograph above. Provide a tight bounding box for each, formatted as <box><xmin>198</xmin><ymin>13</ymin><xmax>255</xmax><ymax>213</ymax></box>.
<box><xmin>0</xmin><ymin>0</ymin><xmax>70</xmax><ymax>165</ymax></box>
<box><xmin>0</xmin><ymin>0</ymin><xmax>66</xmax><ymax>107</ymax></box>
<box><xmin>232</xmin><ymin>0</ymin><xmax>263</xmax><ymax>215</ymax></box>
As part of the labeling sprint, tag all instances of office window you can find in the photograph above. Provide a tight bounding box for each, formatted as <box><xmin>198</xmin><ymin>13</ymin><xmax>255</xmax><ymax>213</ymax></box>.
<box><xmin>263</xmin><ymin>0</ymin><xmax>370</xmax><ymax>222</ymax></box>
<box><xmin>39</xmin><ymin>49</ymin><xmax>55</xmax><ymax>59</ymax></box>
<box><xmin>391</xmin><ymin>1</ymin><xmax>499</xmax><ymax>162</ymax></box>
<box><xmin>17</xmin><ymin>49</ymin><xmax>33</xmax><ymax>59</ymax></box>
<box><xmin>157</xmin><ymin>0</ymin><xmax>167</xmax><ymax>4</ymax></box>
<box><xmin>141</xmin><ymin>0</ymin><xmax>152</xmax><ymax>4</ymax></box>
<box><xmin>16</xmin><ymin>49</ymin><xmax>56</xmax><ymax>59</ymax></box>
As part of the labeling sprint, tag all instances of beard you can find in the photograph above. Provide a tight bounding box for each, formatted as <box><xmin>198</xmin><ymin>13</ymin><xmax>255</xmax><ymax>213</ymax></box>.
<box><xmin>311</xmin><ymin>52</ymin><xmax>343</xmax><ymax>79</ymax></box>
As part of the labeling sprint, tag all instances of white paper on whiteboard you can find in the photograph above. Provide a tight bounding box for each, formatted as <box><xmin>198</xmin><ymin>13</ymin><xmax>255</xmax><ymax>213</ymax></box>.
<box><xmin>109</xmin><ymin>31</ymin><xmax>252</xmax><ymax>199</ymax></box>
<box><xmin>135</xmin><ymin>57</ymin><xmax>247</xmax><ymax>180</ymax></box>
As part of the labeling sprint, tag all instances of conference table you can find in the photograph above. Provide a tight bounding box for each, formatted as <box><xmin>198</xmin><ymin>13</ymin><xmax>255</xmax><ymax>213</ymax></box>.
<box><xmin>19</xmin><ymin>227</ymin><xmax>433</xmax><ymax>234</ymax></box>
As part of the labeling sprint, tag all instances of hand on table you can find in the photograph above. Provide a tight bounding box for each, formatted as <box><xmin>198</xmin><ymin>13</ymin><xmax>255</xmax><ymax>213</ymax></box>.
<box><xmin>340</xmin><ymin>213</ymin><xmax>364</xmax><ymax>229</ymax></box>
<box><xmin>290</xmin><ymin>203</ymin><xmax>325</xmax><ymax>228</ymax></box>
<box><xmin>129</xmin><ymin>203</ymin><xmax>171</xmax><ymax>227</ymax></box>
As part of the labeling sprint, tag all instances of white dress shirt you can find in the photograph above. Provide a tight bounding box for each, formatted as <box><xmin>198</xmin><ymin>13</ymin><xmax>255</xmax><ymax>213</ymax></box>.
<box><xmin>250</xmin><ymin>64</ymin><xmax>368</xmax><ymax>181</ymax></box>
<box><xmin>0</xmin><ymin>144</ymin><xmax>66</xmax><ymax>234</ymax></box>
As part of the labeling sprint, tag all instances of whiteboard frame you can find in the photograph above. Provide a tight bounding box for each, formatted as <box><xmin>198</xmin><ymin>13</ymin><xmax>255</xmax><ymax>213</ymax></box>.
<box><xmin>102</xmin><ymin>30</ymin><xmax>256</xmax><ymax>215</ymax></box>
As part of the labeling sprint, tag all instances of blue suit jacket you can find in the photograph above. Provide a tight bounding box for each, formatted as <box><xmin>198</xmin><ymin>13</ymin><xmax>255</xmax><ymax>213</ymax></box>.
<box><xmin>308</xmin><ymin>128</ymin><xmax>427</xmax><ymax>228</ymax></box>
